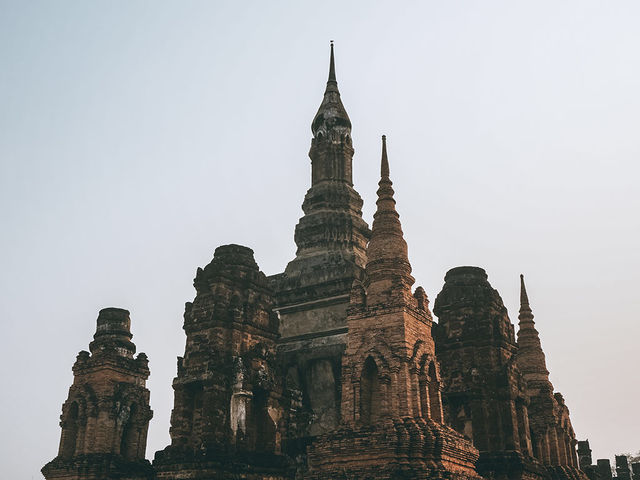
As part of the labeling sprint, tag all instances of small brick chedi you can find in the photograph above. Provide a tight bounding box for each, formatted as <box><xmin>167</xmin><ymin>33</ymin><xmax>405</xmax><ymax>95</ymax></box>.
<box><xmin>42</xmin><ymin>308</ymin><xmax>153</xmax><ymax>480</ymax></box>
<box><xmin>45</xmin><ymin>45</ymin><xmax>591</xmax><ymax>480</ymax></box>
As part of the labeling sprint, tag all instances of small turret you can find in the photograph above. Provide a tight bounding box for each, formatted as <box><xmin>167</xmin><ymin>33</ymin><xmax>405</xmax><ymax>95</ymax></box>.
<box><xmin>42</xmin><ymin>309</ymin><xmax>152</xmax><ymax>480</ymax></box>
<box><xmin>89</xmin><ymin>307</ymin><xmax>136</xmax><ymax>357</ymax></box>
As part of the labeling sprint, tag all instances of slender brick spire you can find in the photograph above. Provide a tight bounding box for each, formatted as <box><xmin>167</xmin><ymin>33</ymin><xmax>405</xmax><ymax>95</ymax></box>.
<box><xmin>516</xmin><ymin>274</ymin><xmax>550</xmax><ymax>385</ymax></box>
<box><xmin>365</xmin><ymin>136</ymin><xmax>414</xmax><ymax>303</ymax></box>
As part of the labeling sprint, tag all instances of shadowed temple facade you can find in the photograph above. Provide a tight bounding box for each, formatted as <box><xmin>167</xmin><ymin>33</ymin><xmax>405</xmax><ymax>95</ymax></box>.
<box><xmin>45</xmin><ymin>45</ymin><xmax>603</xmax><ymax>480</ymax></box>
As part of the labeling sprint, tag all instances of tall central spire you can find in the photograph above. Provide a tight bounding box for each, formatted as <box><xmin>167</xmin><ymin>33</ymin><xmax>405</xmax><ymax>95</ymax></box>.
<box><xmin>516</xmin><ymin>274</ymin><xmax>550</xmax><ymax>386</ymax></box>
<box><xmin>365</xmin><ymin>136</ymin><xmax>414</xmax><ymax>304</ymax></box>
<box><xmin>279</xmin><ymin>42</ymin><xmax>370</xmax><ymax>285</ymax></box>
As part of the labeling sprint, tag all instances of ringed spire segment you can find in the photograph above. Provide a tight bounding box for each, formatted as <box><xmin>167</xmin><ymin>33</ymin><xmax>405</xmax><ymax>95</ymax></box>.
<box><xmin>516</xmin><ymin>274</ymin><xmax>551</xmax><ymax>382</ymax></box>
<box><xmin>365</xmin><ymin>136</ymin><xmax>414</xmax><ymax>298</ymax></box>
<box><xmin>519</xmin><ymin>274</ymin><xmax>533</xmax><ymax>316</ymax></box>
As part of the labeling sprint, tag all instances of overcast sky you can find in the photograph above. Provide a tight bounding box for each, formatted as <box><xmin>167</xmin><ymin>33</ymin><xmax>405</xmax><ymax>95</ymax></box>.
<box><xmin>1</xmin><ymin>1</ymin><xmax>639</xmax><ymax>478</ymax></box>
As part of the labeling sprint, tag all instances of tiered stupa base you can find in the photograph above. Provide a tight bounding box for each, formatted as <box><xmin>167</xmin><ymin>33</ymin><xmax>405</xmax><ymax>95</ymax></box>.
<box><xmin>41</xmin><ymin>454</ymin><xmax>153</xmax><ymax>480</ymax></box>
<box><xmin>546</xmin><ymin>466</ymin><xmax>591</xmax><ymax>480</ymax></box>
<box><xmin>153</xmin><ymin>446</ymin><xmax>292</xmax><ymax>480</ymax></box>
<box><xmin>307</xmin><ymin>418</ymin><xmax>481</xmax><ymax>480</ymax></box>
<box><xmin>476</xmin><ymin>452</ymin><xmax>548</xmax><ymax>480</ymax></box>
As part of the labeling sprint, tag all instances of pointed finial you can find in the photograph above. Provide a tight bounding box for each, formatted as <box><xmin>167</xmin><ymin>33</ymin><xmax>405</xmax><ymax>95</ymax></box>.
<box><xmin>328</xmin><ymin>41</ymin><xmax>336</xmax><ymax>84</ymax></box>
<box><xmin>520</xmin><ymin>274</ymin><xmax>530</xmax><ymax>307</ymax></box>
<box><xmin>381</xmin><ymin>135</ymin><xmax>389</xmax><ymax>178</ymax></box>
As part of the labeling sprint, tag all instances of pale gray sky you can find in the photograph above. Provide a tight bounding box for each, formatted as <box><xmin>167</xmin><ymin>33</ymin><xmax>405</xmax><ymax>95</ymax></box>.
<box><xmin>1</xmin><ymin>1</ymin><xmax>638</xmax><ymax>478</ymax></box>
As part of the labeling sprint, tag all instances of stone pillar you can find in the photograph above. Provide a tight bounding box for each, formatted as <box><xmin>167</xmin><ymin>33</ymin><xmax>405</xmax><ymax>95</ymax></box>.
<box><xmin>542</xmin><ymin>431</ymin><xmax>552</xmax><ymax>465</ymax></box>
<box><xmin>549</xmin><ymin>426</ymin><xmax>561</xmax><ymax>464</ymax></box>
<box><xmin>516</xmin><ymin>401</ymin><xmax>533</xmax><ymax>456</ymax></box>
<box><xmin>556</xmin><ymin>427</ymin><xmax>568</xmax><ymax>465</ymax></box>
<box><xmin>569</xmin><ymin>438</ymin><xmax>578</xmax><ymax>467</ymax></box>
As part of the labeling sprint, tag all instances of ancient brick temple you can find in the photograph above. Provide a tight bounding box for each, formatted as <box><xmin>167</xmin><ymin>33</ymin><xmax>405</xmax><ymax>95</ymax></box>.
<box><xmin>45</xmin><ymin>45</ymin><xmax>595</xmax><ymax>480</ymax></box>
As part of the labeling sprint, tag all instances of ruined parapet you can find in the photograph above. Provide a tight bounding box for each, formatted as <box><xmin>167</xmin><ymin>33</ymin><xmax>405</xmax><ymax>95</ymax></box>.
<box><xmin>154</xmin><ymin>244</ymin><xmax>290</xmax><ymax>480</ymax></box>
<box><xmin>616</xmin><ymin>456</ymin><xmax>632</xmax><ymax>480</ymax></box>
<box><xmin>42</xmin><ymin>308</ymin><xmax>153</xmax><ymax>480</ymax></box>
<box><xmin>597</xmin><ymin>459</ymin><xmax>613</xmax><ymax>480</ymax></box>
<box><xmin>577</xmin><ymin>440</ymin><xmax>603</xmax><ymax>480</ymax></box>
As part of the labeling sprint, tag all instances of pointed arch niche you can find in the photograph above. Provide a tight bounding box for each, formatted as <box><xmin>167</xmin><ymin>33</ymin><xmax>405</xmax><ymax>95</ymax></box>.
<box><xmin>120</xmin><ymin>403</ymin><xmax>139</xmax><ymax>460</ymax></box>
<box><xmin>60</xmin><ymin>401</ymin><xmax>80</xmax><ymax>459</ymax></box>
<box><xmin>359</xmin><ymin>356</ymin><xmax>381</xmax><ymax>425</ymax></box>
